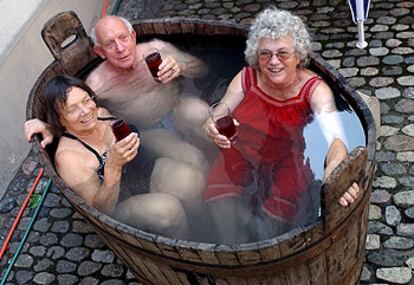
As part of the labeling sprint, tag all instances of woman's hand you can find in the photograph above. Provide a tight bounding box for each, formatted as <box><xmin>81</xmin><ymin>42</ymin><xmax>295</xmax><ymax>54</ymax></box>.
<box><xmin>157</xmin><ymin>55</ymin><xmax>181</xmax><ymax>83</ymax></box>
<box><xmin>322</xmin><ymin>138</ymin><xmax>361</xmax><ymax>207</ymax></box>
<box><xmin>107</xmin><ymin>132</ymin><xmax>140</xmax><ymax>169</ymax></box>
<box><xmin>24</xmin><ymin>118</ymin><xmax>54</xmax><ymax>148</ymax></box>
<box><xmin>338</xmin><ymin>182</ymin><xmax>360</xmax><ymax>207</ymax></box>
<box><xmin>203</xmin><ymin>118</ymin><xmax>239</xmax><ymax>149</ymax></box>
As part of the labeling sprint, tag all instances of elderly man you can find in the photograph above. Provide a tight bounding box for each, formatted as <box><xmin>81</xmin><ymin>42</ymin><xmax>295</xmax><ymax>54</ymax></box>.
<box><xmin>25</xmin><ymin>16</ymin><xmax>210</xmax><ymax>221</ymax></box>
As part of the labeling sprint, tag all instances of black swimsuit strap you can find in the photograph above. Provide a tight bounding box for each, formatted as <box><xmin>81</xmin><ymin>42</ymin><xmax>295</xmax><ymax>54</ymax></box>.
<box><xmin>62</xmin><ymin>132</ymin><xmax>103</xmax><ymax>165</ymax></box>
<box><xmin>97</xmin><ymin>116</ymin><xmax>117</xmax><ymax>121</ymax></box>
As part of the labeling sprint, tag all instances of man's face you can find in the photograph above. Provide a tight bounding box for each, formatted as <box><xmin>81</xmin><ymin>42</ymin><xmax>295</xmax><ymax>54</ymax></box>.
<box><xmin>94</xmin><ymin>17</ymin><xmax>137</xmax><ymax>71</ymax></box>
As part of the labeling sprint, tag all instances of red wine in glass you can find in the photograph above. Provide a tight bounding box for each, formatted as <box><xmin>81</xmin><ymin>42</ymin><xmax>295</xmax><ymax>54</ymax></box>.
<box><xmin>215</xmin><ymin>115</ymin><xmax>238</xmax><ymax>142</ymax></box>
<box><xmin>111</xmin><ymin>119</ymin><xmax>131</xmax><ymax>141</ymax></box>
<box><xmin>145</xmin><ymin>52</ymin><xmax>162</xmax><ymax>79</ymax></box>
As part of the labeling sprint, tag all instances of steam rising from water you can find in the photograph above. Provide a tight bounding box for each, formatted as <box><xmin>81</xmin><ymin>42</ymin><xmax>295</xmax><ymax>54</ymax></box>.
<box><xmin>110</xmin><ymin>39</ymin><xmax>365</xmax><ymax>244</ymax></box>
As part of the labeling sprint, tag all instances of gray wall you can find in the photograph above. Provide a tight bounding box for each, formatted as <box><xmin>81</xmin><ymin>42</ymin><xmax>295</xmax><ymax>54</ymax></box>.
<box><xmin>0</xmin><ymin>0</ymin><xmax>105</xmax><ymax>198</ymax></box>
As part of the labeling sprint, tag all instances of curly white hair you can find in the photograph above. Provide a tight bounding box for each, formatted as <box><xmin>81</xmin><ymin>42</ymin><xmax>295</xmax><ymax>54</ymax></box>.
<box><xmin>245</xmin><ymin>6</ymin><xmax>311</xmax><ymax>67</ymax></box>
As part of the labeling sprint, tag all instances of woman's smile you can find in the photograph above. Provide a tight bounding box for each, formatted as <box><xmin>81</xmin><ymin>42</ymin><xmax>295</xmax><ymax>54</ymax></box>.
<box><xmin>266</xmin><ymin>66</ymin><xmax>284</xmax><ymax>74</ymax></box>
<box><xmin>80</xmin><ymin>115</ymin><xmax>95</xmax><ymax>126</ymax></box>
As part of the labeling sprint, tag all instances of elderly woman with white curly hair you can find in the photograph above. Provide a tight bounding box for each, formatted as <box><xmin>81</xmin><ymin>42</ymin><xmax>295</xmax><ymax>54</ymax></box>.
<box><xmin>203</xmin><ymin>6</ymin><xmax>360</xmax><ymax>243</ymax></box>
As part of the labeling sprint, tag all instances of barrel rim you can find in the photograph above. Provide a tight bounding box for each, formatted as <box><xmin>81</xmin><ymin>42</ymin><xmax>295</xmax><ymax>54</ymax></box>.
<box><xmin>26</xmin><ymin>16</ymin><xmax>376</xmax><ymax>253</ymax></box>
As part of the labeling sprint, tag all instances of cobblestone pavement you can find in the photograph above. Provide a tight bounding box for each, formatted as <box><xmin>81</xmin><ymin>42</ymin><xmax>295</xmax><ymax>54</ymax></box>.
<box><xmin>0</xmin><ymin>0</ymin><xmax>413</xmax><ymax>284</ymax></box>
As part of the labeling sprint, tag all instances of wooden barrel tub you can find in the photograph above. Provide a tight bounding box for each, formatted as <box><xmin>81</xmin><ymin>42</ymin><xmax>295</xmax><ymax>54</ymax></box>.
<box><xmin>27</xmin><ymin>11</ymin><xmax>376</xmax><ymax>285</ymax></box>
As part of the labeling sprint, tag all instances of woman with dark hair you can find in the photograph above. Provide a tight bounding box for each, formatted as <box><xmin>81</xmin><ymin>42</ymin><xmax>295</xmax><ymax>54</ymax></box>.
<box><xmin>44</xmin><ymin>75</ymin><xmax>188</xmax><ymax>239</ymax></box>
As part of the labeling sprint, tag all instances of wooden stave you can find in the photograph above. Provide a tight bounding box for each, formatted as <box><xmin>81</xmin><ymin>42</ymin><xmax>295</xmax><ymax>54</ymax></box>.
<box><xmin>26</xmin><ymin>13</ymin><xmax>376</xmax><ymax>285</ymax></box>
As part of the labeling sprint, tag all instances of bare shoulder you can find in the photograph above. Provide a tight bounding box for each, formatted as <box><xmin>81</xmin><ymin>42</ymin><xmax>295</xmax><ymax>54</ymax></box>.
<box><xmin>149</xmin><ymin>38</ymin><xmax>170</xmax><ymax>49</ymax></box>
<box><xmin>137</xmin><ymin>38</ymin><xmax>167</xmax><ymax>50</ymax></box>
<box><xmin>97</xmin><ymin>107</ymin><xmax>111</xmax><ymax>117</ymax></box>
<box><xmin>55</xmin><ymin>140</ymin><xmax>91</xmax><ymax>167</ymax></box>
<box><xmin>307</xmin><ymin>74</ymin><xmax>335</xmax><ymax>111</ymax></box>
<box><xmin>221</xmin><ymin>70</ymin><xmax>245</xmax><ymax>110</ymax></box>
<box><xmin>85</xmin><ymin>61</ymin><xmax>114</xmax><ymax>91</ymax></box>
<box><xmin>54</xmin><ymin>147</ymin><xmax>97</xmax><ymax>204</ymax></box>
<box><xmin>55</xmin><ymin>147</ymin><xmax>81</xmax><ymax>167</ymax></box>
<box><xmin>298</xmin><ymin>68</ymin><xmax>331</xmax><ymax>96</ymax></box>
<box><xmin>313</xmin><ymin>79</ymin><xmax>332</xmax><ymax>99</ymax></box>
<box><xmin>55</xmin><ymin>139</ymin><xmax>96</xmax><ymax>168</ymax></box>
<box><xmin>85</xmin><ymin>66</ymin><xmax>105</xmax><ymax>91</ymax></box>
<box><xmin>55</xmin><ymin>141</ymin><xmax>97</xmax><ymax>185</ymax></box>
<box><xmin>299</xmin><ymin>68</ymin><xmax>319</xmax><ymax>80</ymax></box>
<box><xmin>229</xmin><ymin>70</ymin><xmax>243</xmax><ymax>90</ymax></box>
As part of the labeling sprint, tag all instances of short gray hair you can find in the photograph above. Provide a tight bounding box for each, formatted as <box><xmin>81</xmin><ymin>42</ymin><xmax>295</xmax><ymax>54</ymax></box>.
<box><xmin>245</xmin><ymin>7</ymin><xmax>311</xmax><ymax>68</ymax></box>
<box><xmin>90</xmin><ymin>16</ymin><xmax>134</xmax><ymax>47</ymax></box>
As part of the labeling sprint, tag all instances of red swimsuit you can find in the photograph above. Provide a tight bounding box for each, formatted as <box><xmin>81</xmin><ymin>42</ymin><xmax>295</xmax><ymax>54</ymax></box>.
<box><xmin>204</xmin><ymin>66</ymin><xmax>322</xmax><ymax>223</ymax></box>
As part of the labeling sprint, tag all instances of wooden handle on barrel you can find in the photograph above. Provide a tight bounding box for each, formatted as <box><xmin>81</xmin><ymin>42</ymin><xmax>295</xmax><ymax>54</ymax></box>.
<box><xmin>321</xmin><ymin>146</ymin><xmax>368</xmax><ymax>232</ymax></box>
<box><xmin>41</xmin><ymin>11</ymin><xmax>97</xmax><ymax>72</ymax></box>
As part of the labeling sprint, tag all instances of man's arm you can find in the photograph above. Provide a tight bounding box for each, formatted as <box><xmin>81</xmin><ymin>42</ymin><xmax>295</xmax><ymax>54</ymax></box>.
<box><xmin>85</xmin><ymin>66</ymin><xmax>104</xmax><ymax>92</ymax></box>
<box><xmin>150</xmin><ymin>39</ymin><xmax>208</xmax><ymax>79</ymax></box>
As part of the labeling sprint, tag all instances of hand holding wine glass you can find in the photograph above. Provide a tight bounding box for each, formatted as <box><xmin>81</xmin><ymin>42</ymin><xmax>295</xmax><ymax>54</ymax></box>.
<box><xmin>143</xmin><ymin>47</ymin><xmax>162</xmax><ymax>81</ymax></box>
<box><xmin>108</xmin><ymin>118</ymin><xmax>139</xmax><ymax>168</ymax></box>
<box><xmin>111</xmin><ymin>119</ymin><xmax>132</xmax><ymax>142</ymax></box>
<box><xmin>206</xmin><ymin>102</ymin><xmax>239</xmax><ymax>148</ymax></box>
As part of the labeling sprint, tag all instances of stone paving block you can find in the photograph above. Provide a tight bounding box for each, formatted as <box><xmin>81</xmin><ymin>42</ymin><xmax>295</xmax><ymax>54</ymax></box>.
<box><xmin>0</xmin><ymin>0</ymin><xmax>413</xmax><ymax>284</ymax></box>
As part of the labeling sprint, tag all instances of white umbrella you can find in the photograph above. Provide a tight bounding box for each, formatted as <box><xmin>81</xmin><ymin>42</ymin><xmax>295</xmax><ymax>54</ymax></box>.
<box><xmin>347</xmin><ymin>0</ymin><xmax>371</xmax><ymax>49</ymax></box>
